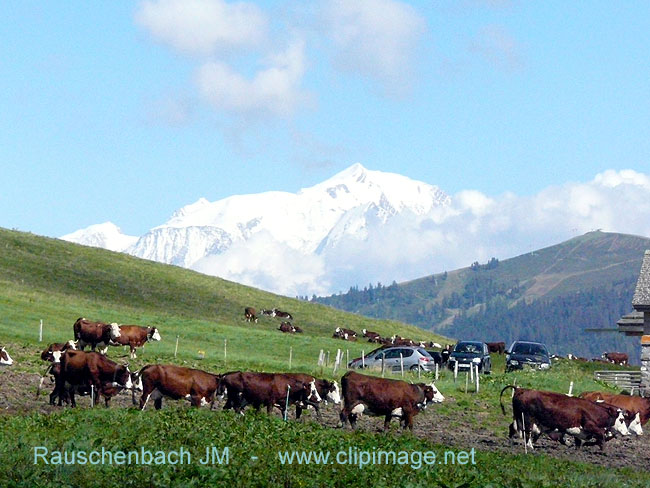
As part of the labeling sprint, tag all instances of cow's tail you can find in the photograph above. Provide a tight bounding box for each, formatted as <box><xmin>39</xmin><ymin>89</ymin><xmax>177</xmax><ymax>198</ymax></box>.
<box><xmin>499</xmin><ymin>385</ymin><xmax>518</xmax><ymax>415</ymax></box>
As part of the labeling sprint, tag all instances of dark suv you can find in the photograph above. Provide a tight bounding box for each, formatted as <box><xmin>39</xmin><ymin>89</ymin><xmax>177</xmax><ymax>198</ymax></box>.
<box><xmin>505</xmin><ymin>341</ymin><xmax>551</xmax><ymax>372</ymax></box>
<box><xmin>447</xmin><ymin>341</ymin><xmax>491</xmax><ymax>374</ymax></box>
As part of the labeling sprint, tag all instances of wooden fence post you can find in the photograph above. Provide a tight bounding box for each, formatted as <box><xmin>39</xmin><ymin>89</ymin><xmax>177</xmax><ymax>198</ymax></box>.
<box><xmin>39</xmin><ymin>319</ymin><xmax>43</xmax><ymax>342</ymax></box>
<box><xmin>174</xmin><ymin>335</ymin><xmax>179</xmax><ymax>358</ymax></box>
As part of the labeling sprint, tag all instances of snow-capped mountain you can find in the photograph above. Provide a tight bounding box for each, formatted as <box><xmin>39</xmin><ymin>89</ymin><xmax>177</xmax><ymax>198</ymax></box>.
<box><xmin>61</xmin><ymin>222</ymin><xmax>138</xmax><ymax>252</ymax></box>
<box><xmin>61</xmin><ymin>164</ymin><xmax>450</xmax><ymax>294</ymax></box>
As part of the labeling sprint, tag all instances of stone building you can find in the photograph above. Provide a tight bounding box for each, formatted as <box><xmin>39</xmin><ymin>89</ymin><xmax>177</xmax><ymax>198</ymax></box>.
<box><xmin>631</xmin><ymin>250</ymin><xmax>650</xmax><ymax>392</ymax></box>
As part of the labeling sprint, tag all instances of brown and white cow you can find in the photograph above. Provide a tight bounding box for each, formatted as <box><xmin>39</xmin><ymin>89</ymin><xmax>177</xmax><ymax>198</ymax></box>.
<box><xmin>278</xmin><ymin>322</ymin><xmax>296</xmax><ymax>333</ymax></box>
<box><xmin>137</xmin><ymin>364</ymin><xmax>221</xmax><ymax>410</ymax></box>
<box><xmin>500</xmin><ymin>386</ymin><xmax>630</xmax><ymax>450</ymax></box>
<box><xmin>339</xmin><ymin>371</ymin><xmax>444</xmax><ymax>431</ymax></box>
<box><xmin>487</xmin><ymin>342</ymin><xmax>506</xmax><ymax>354</ymax></box>
<box><xmin>73</xmin><ymin>317</ymin><xmax>121</xmax><ymax>353</ymax></box>
<box><xmin>220</xmin><ymin>371</ymin><xmax>320</xmax><ymax>417</ymax></box>
<box><xmin>40</xmin><ymin>340</ymin><xmax>77</xmax><ymax>363</ymax></box>
<box><xmin>109</xmin><ymin>325</ymin><xmax>161</xmax><ymax>359</ymax></box>
<box><xmin>272</xmin><ymin>309</ymin><xmax>293</xmax><ymax>320</ymax></box>
<box><xmin>362</xmin><ymin>329</ymin><xmax>380</xmax><ymax>341</ymax></box>
<box><xmin>0</xmin><ymin>346</ymin><xmax>13</xmax><ymax>366</ymax></box>
<box><xmin>579</xmin><ymin>391</ymin><xmax>648</xmax><ymax>433</ymax></box>
<box><xmin>244</xmin><ymin>307</ymin><xmax>258</xmax><ymax>323</ymax></box>
<box><xmin>333</xmin><ymin>327</ymin><xmax>357</xmax><ymax>341</ymax></box>
<box><xmin>54</xmin><ymin>350</ymin><xmax>132</xmax><ymax>407</ymax></box>
<box><xmin>602</xmin><ymin>352</ymin><xmax>628</xmax><ymax>365</ymax></box>
<box><xmin>390</xmin><ymin>335</ymin><xmax>414</xmax><ymax>346</ymax></box>
<box><xmin>282</xmin><ymin>373</ymin><xmax>340</xmax><ymax>419</ymax></box>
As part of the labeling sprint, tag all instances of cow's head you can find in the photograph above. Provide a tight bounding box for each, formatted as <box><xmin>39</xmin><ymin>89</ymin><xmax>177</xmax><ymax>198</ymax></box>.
<box><xmin>422</xmin><ymin>382</ymin><xmax>445</xmax><ymax>405</ymax></box>
<box><xmin>148</xmin><ymin>327</ymin><xmax>162</xmax><ymax>342</ymax></box>
<box><xmin>112</xmin><ymin>364</ymin><xmax>132</xmax><ymax>389</ymax></box>
<box><xmin>612</xmin><ymin>409</ymin><xmax>630</xmax><ymax>436</ymax></box>
<box><xmin>308</xmin><ymin>380</ymin><xmax>322</xmax><ymax>404</ymax></box>
<box><xmin>109</xmin><ymin>323</ymin><xmax>121</xmax><ymax>339</ymax></box>
<box><xmin>65</xmin><ymin>340</ymin><xmax>78</xmax><ymax>350</ymax></box>
<box><xmin>130</xmin><ymin>370</ymin><xmax>143</xmax><ymax>391</ymax></box>
<box><xmin>335</xmin><ymin>327</ymin><xmax>341</xmax><ymax>333</ymax></box>
<box><xmin>323</xmin><ymin>380</ymin><xmax>341</xmax><ymax>405</ymax></box>
<box><xmin>0</xmin><ymin>347</ymin><xmax>13</xmax><ymax>366</ymax></box>
<box><xmin>627</xmin><ymin>412</ymin><xmax>643</xmax><ymax>436</ymax></box>
<box><xmin>215</xmin><ymin>375</ymin><xmax>227</xmax><ymax>399</ymax></box>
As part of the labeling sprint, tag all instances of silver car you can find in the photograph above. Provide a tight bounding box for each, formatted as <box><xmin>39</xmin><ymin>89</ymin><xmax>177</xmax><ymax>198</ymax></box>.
<box><xmin>348</xmin><ymin>346</ymin><xmax>436</xmax><ymax>372</ymax></box>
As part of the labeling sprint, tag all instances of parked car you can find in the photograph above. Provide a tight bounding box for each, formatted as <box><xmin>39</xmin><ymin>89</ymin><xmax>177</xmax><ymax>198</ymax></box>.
<box><xmin>447</xmin><ymin>341</ymin><xmax>491</xmax><ymax>374</ymax></box>
<box><xmin>348</xmin><ymin>346</ymin><xmax>436</xmax><ymax>372</ymax></box>
<box><xmin>505</xmin><ymin>340</ymin><xmax>551</xmax><ymax>372</ymax></box>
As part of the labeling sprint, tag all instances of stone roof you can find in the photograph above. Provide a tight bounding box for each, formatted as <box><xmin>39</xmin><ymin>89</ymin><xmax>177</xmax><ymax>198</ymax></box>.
<box><xmin>633</xmin><ymin>250</ymin><xmax>650</xmax><ymax>311</ymax></box>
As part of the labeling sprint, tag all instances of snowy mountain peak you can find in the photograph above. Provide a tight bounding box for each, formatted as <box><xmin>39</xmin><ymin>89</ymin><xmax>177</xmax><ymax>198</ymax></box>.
<box><xmin>61</xmin><ymin>164</ymin><xmax>453</xmax><ymax>295</ymax></box>
<box><xmin>169</xmin><ymin>197</ymin><xmax>211</xmax><ymax>221</ymax></box>
<box><xmin>60</xmin><ymin>222</ymin><xmax>138</xmax><ymax>252</ymax></box>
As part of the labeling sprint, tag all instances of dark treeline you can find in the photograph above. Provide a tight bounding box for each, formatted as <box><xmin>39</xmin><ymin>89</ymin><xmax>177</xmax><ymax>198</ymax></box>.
<box><xmin>445</xmin><ymin>276</ymin><xmax>639</xmax><ymax>363</ymax></box>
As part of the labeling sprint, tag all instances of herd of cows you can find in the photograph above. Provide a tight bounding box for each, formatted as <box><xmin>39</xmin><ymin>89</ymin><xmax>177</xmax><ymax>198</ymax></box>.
<box><xmin>0</xmin><ymin>313</ymin><xmax>648</xmax><ymax>453</ymax></box>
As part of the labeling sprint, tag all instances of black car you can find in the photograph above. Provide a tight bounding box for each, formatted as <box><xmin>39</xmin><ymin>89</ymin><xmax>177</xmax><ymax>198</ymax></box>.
<box><xmin>447</xmin><ymin>341</ymin><xmax>491</xmax><ymax>374</ymax></box>
<box><xmin>505</xmin><ymin>341</ymin><xmax>551</xmax><ymax>372</ymax></box>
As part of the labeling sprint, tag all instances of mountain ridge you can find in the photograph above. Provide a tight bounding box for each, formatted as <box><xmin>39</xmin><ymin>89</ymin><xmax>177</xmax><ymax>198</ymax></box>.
<box><xmin>313</xmin><ymin>231</ymin><xmax>649</xmax><ymax>362</ymax></box>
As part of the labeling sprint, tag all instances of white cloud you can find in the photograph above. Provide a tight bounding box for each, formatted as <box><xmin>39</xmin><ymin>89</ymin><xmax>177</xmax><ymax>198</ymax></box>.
<box><xmin>195</xmin><ymin>40</ymin><xmax>311</xmax><ymax>117</ymax></box>
<box><xmin>469</xmin><ymin>24</ymin><xmax>523</xmax><ymax>71</ymax></box>
<box><xmin>135</xmin><ymin>0</ymin><xmax>268</xmax><ymax>55</ymax></box>
<box><xmin>191</xmin><ymin>231</ymin><xmax>329</xmax><ymax>296</ymax></box>
<box><xmin>322</xmin><ymin>0</ymin><xmax>426</xmax><ymax>93</ymax></box>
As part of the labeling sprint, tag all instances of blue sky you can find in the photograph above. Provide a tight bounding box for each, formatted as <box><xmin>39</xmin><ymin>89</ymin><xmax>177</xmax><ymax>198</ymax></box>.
<box><xmin>2</xmin><ymin>0</ymin><xmax>649</xmax><ymax>239</ymax></box>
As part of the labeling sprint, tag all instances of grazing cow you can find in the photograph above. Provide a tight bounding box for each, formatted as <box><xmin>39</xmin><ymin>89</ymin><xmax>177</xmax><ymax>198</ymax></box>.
<box><xmin>292</xmin><ymin>325</ymin><xmax>304</xmax><ymax>333</ymax></box>
<box><xmin>54</xmin><ymin>350</ymin><xmax>132</xmax><ymax>408</ymax></box>
<box><xmin>137</xmin><ymin>364</ymin><xmax>221</xmax><ymax>410</ymax></box>
<box><xmin>278</xmin><ymin>322</ymin><xmax>296</xmax><ymax>333</ymax></box>
<box><xmin>244</xmin><ymin>307</ymin><xmax>258</xmax><ymax>323</ymax></box>
<box><xmin>273</xmin><ymin>309</ymin><xmax>293</xmax><ymax>320</ymax></box>
<box><xmin>0</xmin><ymin>346</ymin><xmax>14</xmax><ymax>365</ymax></box>
<box><xmin>281</xmin><ymin>373</ymin><xmax>339</xmax><ymax>419</ymax></box>
<box><xmin>333</xmin><ymin>327</ymin><xmax>357</xmax><ymax>341</ymax></box>
<box><xmin>487</xmin><ymin>342</ymin><xmax>506</xmax><ymax>354</ymax></box>
<box><xmin>43</xmin><ymin>361</ymin><xmax>122</xmax><ymax>407</ymax></box>
<box><xmin>499</xmin><ymin>386</ymin><xmax>629</xmax><ymax>450</ymax></box>
<box><xmin>109</xmin><ymin>325</ymin><xmax>161</xmax><ymax>359</ymax></box>
<box><xmin>260</xmin><ymin>309</ymin><xmax>275</xmax><ymax>317</ymax></box>
<box><xmin>362</xmin><ymin>329</ymin><xmax>380</xmax><ymax>341</ymax></box>
<box><xmin>391</xmin><ymin>335</ymin><xmax>414</xmax><ymax>346</ymax></box>
<box><xmin>567</xmin><ymin>354</ymin><xmax>588</xmax><ymax>362</ymax></box>
<box><xmin>602</xmin><ymin>352</ymin><xmax>628</xmax><ymax>365</ymax></box>
<box><xmin>339</xmin><ymin>371</ymin><xmax>444</xmax><ymax>431</ymax></box>
<box><xmin>580</xmin><ymin>391</ymin><xmax>649</xmax><ymax>431</ymax></box>
<box><xmin>73</xmin><ymin>317</ymin><xmax>121</xmax><ymax>353</ymax></box>
<box><xmin>40</xmin><ymin>340</ymin><xmax>77</xmax><ymax>363</ymax></box>
<box><xmin>220</xmin><ymin>371</ymin><xmax>320</xmax><ymax>417</ymax></box>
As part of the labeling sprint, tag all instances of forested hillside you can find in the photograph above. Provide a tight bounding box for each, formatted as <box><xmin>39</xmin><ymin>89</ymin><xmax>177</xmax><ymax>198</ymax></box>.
<box><xmin>313</xmin><ymin>231</ymin><xmax>649</xmax><ymax>363</ymax></box>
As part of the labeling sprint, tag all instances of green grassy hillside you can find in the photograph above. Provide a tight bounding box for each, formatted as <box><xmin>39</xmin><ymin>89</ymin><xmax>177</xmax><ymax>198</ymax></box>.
<box><xmin>0</xmin><ymin>227</ymin><xmax>448</xmax><ymax>374</ymax></box>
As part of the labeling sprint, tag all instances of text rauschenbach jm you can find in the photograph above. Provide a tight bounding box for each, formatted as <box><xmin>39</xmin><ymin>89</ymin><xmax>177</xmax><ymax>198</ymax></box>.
<box><xmin>33</xmin><ymin>446</ymin><xmax>476</xmax><ymax>470</ymax></box>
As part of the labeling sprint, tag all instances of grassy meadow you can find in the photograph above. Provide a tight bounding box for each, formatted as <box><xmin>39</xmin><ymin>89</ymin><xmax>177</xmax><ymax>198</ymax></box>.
<box><xmin>0</xmin><ymin>227</ymin><xmax>647</xmax><ymax>487</ymax></box>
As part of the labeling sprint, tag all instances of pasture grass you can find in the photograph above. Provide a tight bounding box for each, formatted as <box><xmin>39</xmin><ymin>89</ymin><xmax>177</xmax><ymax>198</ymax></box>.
<box><xmin>1</xmin><ymin>407</ymin><xmax>648</xmax><ymax>488</ymax></box>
